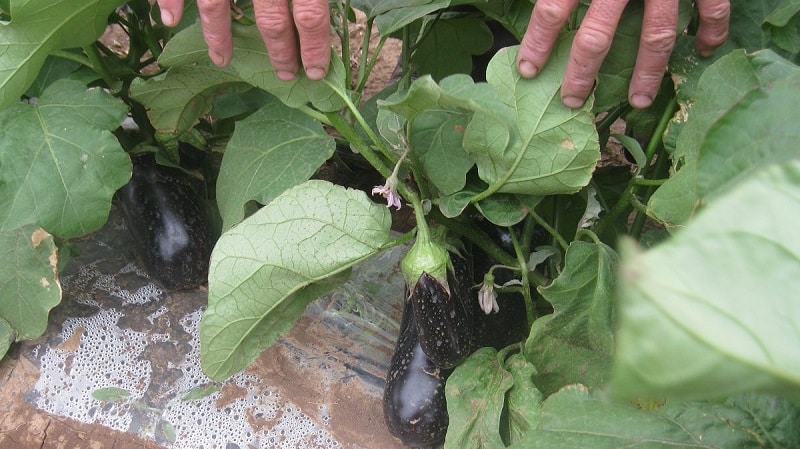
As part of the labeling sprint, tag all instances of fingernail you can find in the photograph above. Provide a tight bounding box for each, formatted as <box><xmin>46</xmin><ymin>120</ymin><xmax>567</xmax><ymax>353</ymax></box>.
<box><xmin>161</xmin><ymin>10</ymin><xmax>174</xmax><ymax>26</ymax></box>
<box><xmin>518</xmin><ymin>60</ymin><xmax>539</xmax><ymax>78</ymax></box>
<box><xmin>561</xmin><ymin>96</ymin><xmax>584</xmax><ymax>109</ymax></box>
<box><xmin>276</xmin><ymin>70</ymin><xmax>296</xmax><ymax>81</ymax></box>
<box><xmin>697</xmin><ymin>48</ymin><xmax>714</xmax><ymax>58</ymax></box>
<box><xmin>630</xmin><ymin>94</ymin><xmax>653</xmax><ymax>109</ymax></box>
<box><xmin>305</xmin><ymin>67</ymin><xmax>326</xmax><ymax>80</ymax></box>
<box><xmin>209</xmin><ymin>50</ymin><xmax>227</xmax><ymax>66</ymax></box>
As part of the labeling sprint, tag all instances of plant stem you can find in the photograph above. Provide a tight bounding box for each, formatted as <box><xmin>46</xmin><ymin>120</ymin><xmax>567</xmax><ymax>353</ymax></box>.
<box><xmin>341</xmin><ymin>0</ymin><xmax>353</xmax><ymax>89</ymax></box>
<box><xmin>509</xmin><ymin>228</ymin><xmax>536</xmax><ymax>324</ymax></box>
<box><xmin>325</xmin><ymin>112</ymin><xmax>392</xmax><ymax>179</ymax></box>
<box><xmin>530</xmin><ymin>208</ymin><xmax>568</xmax><ymax>252</ymax></box>
<box><xmin>298</xmin><ymin>105</ymin><xmax>332</xmax><ymax>126</ymax></box>
<box><xmin>594</xmin><ymin>96</ymin><xmax>677</xmax><ymax>238</ymax></box>
<box><xmin>632</xmin><ymin>177</ymin><xmax>667</xmax><ymax>186</ymax></box>
<box><xmin>322</xmin><ymin>79</ymin><xmax>395</xmax><ymax>162</ymax></box>
<box><xmin>83</xmin><ymin>44</ymin><xmax>116</xmax><ymax>87</ymax></box>
<box><xmin>356</xmin><ymin>35</ymin><xmax>388</xmax><ymax>93</ymax></box>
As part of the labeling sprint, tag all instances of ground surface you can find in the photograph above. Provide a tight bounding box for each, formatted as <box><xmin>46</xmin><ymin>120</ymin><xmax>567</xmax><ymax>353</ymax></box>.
<box><xmin>1</xmin><ymin>205</ymin><xmax>409</xmax><ymax>449</ymax></box>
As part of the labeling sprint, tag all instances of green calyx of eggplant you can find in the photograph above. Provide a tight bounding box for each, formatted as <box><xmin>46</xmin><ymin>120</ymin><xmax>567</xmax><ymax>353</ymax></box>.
<box><xmin>401</xmin><ymin>229</ymin><xmax>450</xmax><ymax>293</ymax></box>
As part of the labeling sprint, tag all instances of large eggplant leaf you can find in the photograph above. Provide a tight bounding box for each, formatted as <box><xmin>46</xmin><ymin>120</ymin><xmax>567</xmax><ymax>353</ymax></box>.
<box><xmin>158</xmin><ymin>22</ymin><xmax>346</xmax><ymax>112</ymax></box>
<box><xmin>696</xmin><ymin>74</ymin><xmax>800</xmax><ymax>197</ymax></box>
<box><xmin>0</xmin><ymin>0</ymin><xmax>124</xmax><ymax>109</ymax></box>
<box><xmin>0</xmin><ymin>79</ymin><xmax>130</xmax><ymax>238</ymax></box>
<box><xmin>201</xmin><ymin>180</ymin><xmax>392</xmax><ymax>380</ymax></box>
<box><xmin>508</xmin><ymin>386</ymin><xmax>800</xmax><ymax>448</ymax></box>
<box><xmin>444</xmin><ymin>347</ymin><xmax>513</xmax><ymax>449</ymax></box>
<box><xmin>526</xmin><ymin>241</ymin><xmax>618</xmax><ymax>396</ymax></box>
<box><xmin>615</xmin><ymin>160</ymin><xmax>800</xmax><ymax>402</ymax></box>
<box><xmin>650</xmin><ymin>48</ymin><xmax>800</xmax><ymax>225</ymax></box>
<box><xmin>729</xmin><ymin>0</ymin><xmax>800</xmax><ymax>58</ymax></box>
<box><xmin>464</xmin><ymin>41</ymin><xmax>599</xmax><ymax>196</ymax></box>
<box><xmin>129</xmin><ymin>65</ymin><xmax>251</xmax><ymax>137</ymax></box>
<box><xmin>216</xmin><ymin>97</ymin><xmax>336</xmax><ymax>231</ymax></box>
<box><xmin>0</xmin><ymin>225</ymin><xmax>60</xmax><ymax>350</ymax></box>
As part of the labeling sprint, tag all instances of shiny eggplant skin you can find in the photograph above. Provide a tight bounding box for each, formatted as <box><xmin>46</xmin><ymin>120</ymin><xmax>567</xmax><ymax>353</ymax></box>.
<box><xmin>410</xmin><ymin>254</ymin><xmax>475</xmax><ymax>369</ymax></box>
<box><xmin>116</xmin><ymin>152</ymin><xmax>213</xmax><ymax>290</ymax></box>
<box><xmin>384</xmin><ymin>298</ymin><xmax>452</xmax><ymax>448</ymax></box>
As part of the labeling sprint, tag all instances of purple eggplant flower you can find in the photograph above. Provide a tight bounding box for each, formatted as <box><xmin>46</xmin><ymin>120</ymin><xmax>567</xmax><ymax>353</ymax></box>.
<box><xmin>372</xmin><ymin>180</ymin><xmax>402</xmax><ymax>210</ymax></box>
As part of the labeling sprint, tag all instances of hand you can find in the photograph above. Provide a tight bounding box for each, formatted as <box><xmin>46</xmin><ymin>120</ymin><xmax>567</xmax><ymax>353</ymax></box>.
<box><xmin>156</xmin><ymin>0</ymin><xmax>332</xmax><ymax>81</ymax></box>
<box><xmin>516</xmin><ymin>0</ymin><xmax>730</xmax><ymax>109</ymax></box>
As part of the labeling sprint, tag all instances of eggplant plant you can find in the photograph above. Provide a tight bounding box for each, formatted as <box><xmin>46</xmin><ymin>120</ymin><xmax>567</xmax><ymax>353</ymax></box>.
<box><xmin>2</xmin><ymin>0</ymin><xmax>800</xmax><ymax>447</ymax></box>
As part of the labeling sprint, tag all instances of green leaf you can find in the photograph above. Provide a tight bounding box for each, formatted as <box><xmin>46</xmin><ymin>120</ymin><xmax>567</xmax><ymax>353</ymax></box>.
<box><xmin>24</xmin><ymin>56</ymin><xmax>80</xmax><ymax>98</ymax></box>
<box><xmin>650</xmin><ymin>48</ymin><xmax>800</xmax><ymax>225</ymax></box>
<box><xmin>509</xmin><ymin>386</ymin><xmax>800</xmax><ymax>449</ymax></box>
<box><xmin>615</xmin><ymin>160</ymin><xmax>800</xmax><ymax>402</ymax></box>
<box><xmin>410</xmin><ymin>110</ymin><xmax>474</xmax><ymax>196</ymax></box>
<box><xmin>526</xmin><ymin>241</ymin><xmax>618</xmax><ymax>396</ymax></box>
<box><xmin>696</xmin><ymin>74</ymin><xmax>800</xmax><ymax>197</ymax></box>
<box><xmin>381</xmin><ymin>73</ymin><xmax>513</xmax><ymax>125</ymax></box>
<box><xmin>0</xmin><ymin>0</ymin><xmax>124</xmax><ymax>108</ymax></box>
<box><xmin>215</xmin><ymin>96</ymin><xmax>335</xmax><ymax>231</ymax></box>
<box><xmin>0</xmin><ymin>79</ymin><xmax>130</xmax><ymax>238</ymax></box>
<box><xmin>503</xmin><ymin>353</ymin><xmax>542</xmax><ymax>445</ymax></box>
<box><xmin>129</xmin><ymin>65</ymin><xmax>251</xmax><ymax>136</ymax></box>
<box><xmin>729</xmin><ymin>0</ymin><xmax>800</xmax><ymax>57</ymax></box>
<box><xmin>444</xmin><ymin>347</ymin><xmax>512</xmax><ymax>449</ymax></box>
<box><xmin>159</xmin><ymin>22</ymin><xmax>346</xmax><ymax>112</ymax></box>
<box><xmin>465</xmin><ymin>41</ymin><xmax>600</xmax><ymax>196</ymax></box>
<box><xmin>181</xmin><ymin>385</ymin><xmax>219</xmax><ymax>401</ymax></box>
<box><xmin>0</xmin><ymin>225</ymin><xmax>60</xmax><ymax>343</ymax></box>
<box><xmin>763</xmin><ymin>0</ymin><xmax>800</xmax><ymax>53</ymax></box>
<box><xmin>411</xmin><ymin>16</ymin><xmax>493</xmax><ymax>81</ymax></box>
<box><xmin>350</xmin><ymin>0</ymin><xmax>449</xmax><ymax>35</ymax></box>
<box><xmin>0</xmin><ymin>317</ymin><xmax>13</xmax><ymax>360</ymax></box>
<box><xmin>91</xmin><ymin>387</ymin><xmax>131</xmax><ymax>402</ymax></box>
<box><xmin>474</xmin><ymin>194</ymin><xmax>528</xmax><ymax>227</ymax></box>
<box><xmin>201</xmin><ymin>180</ymin><xmax>392</xmax><ymax>380</ymax></box>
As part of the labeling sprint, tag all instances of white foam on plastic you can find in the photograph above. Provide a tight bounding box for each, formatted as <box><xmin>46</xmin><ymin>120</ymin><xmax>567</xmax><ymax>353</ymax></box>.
<box><xmin>33</xmin><ymin>308</ymin><xmax>152</xmax><ymax>432</ymax></box>
<box><xmin>34</xmin><ymin>263</ymin><xmax>342</xmax><ymax>449</ymax></box>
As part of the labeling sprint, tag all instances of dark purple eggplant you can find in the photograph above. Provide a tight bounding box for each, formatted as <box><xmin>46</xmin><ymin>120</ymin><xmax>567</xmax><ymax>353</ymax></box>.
<box><xmin>384</xmin><ymin>297</ymin><xmax>452</xmax><ymax>448</ymax></box>
<box><xmin>116</xmin><ymin>152</ymin><xmax>213</xmax><ymax>290</ymax></box>
<box><xmin>410</xmin><ymin>253</ymin><xmax>475</xmax><ymax>369</ymax></box>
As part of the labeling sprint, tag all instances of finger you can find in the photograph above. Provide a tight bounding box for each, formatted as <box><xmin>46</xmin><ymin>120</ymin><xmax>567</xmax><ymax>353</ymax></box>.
<box><xmin>255</xmin><ymin>0</ymin><xmax>300</xmax><ymax>81</ymax></box>
<box><xmin>156</xmin><ymin>0</ymin><xmax>184</xmax><ymax>27</ymax></box>
<box><xmin>292</xmin><ymin>0</ymin><xmax>331</xmax><ymax>80</ymax></box>
<box><xmin>561</xmin><ymin>0</ymin><xmax>629</xmax><ymax>108</ymax></box>
<box><xmin>517</xmin><ymin>0</ymin><xmax>579</xmax><ymax>78</ymax></box>
<box><xmin>197</xmin><ymin>0</ymin><xmax>234</xmax><ymax>66</ymax></box>
<box><xmin>628</xmin><ymin>0</ymin><xmax>678</xmax><ymax>109</ymax></box>
<box><xmin>695</xmin><ymin>0</ymin><xmax>730</xmax><ymax>57</ymax></box>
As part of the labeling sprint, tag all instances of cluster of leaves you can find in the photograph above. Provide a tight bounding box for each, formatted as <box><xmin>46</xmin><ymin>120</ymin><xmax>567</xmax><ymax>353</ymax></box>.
<box><xmin>1</xmin><ymin>0</ymin><xmax>800</xmax><ymax>447</ymax></box>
